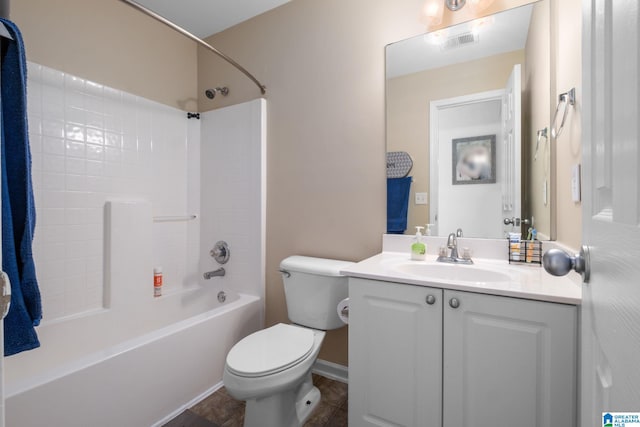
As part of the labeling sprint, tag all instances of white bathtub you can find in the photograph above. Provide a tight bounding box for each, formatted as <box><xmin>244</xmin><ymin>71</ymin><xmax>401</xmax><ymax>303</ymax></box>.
<box><xmin>5</xmin><ymin>291</ymin><xmax>262</xmax><ymax>427</ymax></box>
<box><xmin>5</xmin><ymin>200</ymin><xmax>264</xmax><ymax>426</ymax></box>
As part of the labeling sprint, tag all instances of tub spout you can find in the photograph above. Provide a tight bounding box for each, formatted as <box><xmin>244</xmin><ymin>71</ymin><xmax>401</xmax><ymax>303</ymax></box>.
<box><xmin>204</xmin><ymin>268</ymin><xmax>225</xmax><ymax>279</ymax></box>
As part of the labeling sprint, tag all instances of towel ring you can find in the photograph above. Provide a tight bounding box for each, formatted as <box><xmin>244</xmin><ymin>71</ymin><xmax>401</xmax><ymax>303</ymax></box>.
<box><xmin>534</xmin><ymin>127</ymin><xmax>548</xmax><ymax>161</ymax></box>
<box><xmin>551</xmin><ymin>88</ymin><xmax>575</xmax><ymax>138</ymax></box>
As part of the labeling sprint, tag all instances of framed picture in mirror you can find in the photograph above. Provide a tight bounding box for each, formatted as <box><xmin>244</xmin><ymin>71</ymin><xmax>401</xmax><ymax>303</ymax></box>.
<box><xmin>452</xmin><ymin>134</ymin><xmax>496</xmax><ymax>185</ymax></box>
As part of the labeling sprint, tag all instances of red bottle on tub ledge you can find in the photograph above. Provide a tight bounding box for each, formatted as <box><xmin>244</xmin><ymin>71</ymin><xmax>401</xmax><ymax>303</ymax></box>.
<box><xmin>154</xmin><ymin>267</ymin><xmax>163</xmax><ymax>297</ymax></box>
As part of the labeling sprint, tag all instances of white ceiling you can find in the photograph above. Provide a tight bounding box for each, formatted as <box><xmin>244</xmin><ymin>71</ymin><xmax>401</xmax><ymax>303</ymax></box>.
<box><xmin>134</xmin><ymin>0</ymin><xmax>291</xmax><ymax>38</ymax></box>
<box><xmin>386</xmin><ymin>4</ymin><xmax>534</xmax><ymax>79</ymax></box>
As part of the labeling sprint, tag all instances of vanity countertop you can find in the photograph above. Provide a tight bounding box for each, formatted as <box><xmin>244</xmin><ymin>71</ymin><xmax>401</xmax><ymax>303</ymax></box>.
<box><xmin>341</xmin><ymin>252</ymin><xmax>582</xmax><ymax>305</ymax></box>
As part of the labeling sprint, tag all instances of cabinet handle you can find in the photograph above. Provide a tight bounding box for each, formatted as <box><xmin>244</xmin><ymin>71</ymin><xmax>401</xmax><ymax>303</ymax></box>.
<box><xmin>449</xmin><ymin>297</ymin><xmax>460</xmax><ymax>309</ymax></box>
<box><xmin>426</xmin><ymin>294</ymin><xmax>436</xmax><ymax>305</ymax></box>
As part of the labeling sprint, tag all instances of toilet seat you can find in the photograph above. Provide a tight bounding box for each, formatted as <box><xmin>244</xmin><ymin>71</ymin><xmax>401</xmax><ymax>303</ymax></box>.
<box><xmin>226</xmin><ymin>323</ymin><xmax>315</xmax><ymax>378</ymax></box>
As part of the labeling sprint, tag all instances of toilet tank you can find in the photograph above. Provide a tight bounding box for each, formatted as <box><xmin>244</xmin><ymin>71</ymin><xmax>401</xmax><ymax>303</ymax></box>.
<box><xmin>280</xmin><ymin>256</ymin><xmax>354</xmax><ymax>330</ymax></box>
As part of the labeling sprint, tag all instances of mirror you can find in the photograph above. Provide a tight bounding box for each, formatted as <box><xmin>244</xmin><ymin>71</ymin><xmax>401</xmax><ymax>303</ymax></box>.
<box><xmin>386</xmin><ymin>1</ymin><xmax>552</xmax><ymax>240</ymax></box>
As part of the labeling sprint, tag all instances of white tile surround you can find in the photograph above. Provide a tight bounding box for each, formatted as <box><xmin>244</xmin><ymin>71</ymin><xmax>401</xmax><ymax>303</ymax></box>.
<box><xmin>200</xmin><ymin>101</ymin><xmax>266</xmax><ymax>298</ymax></box>
<box><xmin>27</xmin><ymin>62</ymin><xmax>200</xmax><ymax>321</ymax></box>
<box><xmin>5</xmin><ymin>64</ymin><xmax>267</xmax><ymax>427</ymax></box>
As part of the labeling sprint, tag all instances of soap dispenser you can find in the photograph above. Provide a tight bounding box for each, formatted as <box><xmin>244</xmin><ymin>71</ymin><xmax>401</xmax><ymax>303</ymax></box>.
<box><xmin>425</xmin><ymin>224</ymin><xmax>434</xmax><ymax>236</ymax></box>
<box><xmin>411</xmin><ymin>226</ymin><xmax>427</xmax><ymax>261</ymax></box>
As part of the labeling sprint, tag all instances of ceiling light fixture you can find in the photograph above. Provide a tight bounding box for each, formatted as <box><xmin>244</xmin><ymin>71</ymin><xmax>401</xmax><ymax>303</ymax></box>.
<box><xmin>422</xmin><ymin>0</ymin><xmax>496</xmax><ymax>29</ymax></box>
<box><xmin>421</xmin><ymin>0</ymin><xmax>445</xmax><ymax>28</ymax></box>
<box><xmin>446</xmin><ymin>0</ymin><xmax>466</xmax><ymax>12</ymax></box>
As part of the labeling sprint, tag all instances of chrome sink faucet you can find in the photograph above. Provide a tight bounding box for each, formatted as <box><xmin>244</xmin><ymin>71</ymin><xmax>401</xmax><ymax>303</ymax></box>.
<box><xmin>448</xmin><ymin>233</ymin><xmax>459</xmax><ymax>259</ymax></box>
<box><xmin>437</xmin><ymin>232</ymin><xmax>473</xmax><ymax>265</ymax></box>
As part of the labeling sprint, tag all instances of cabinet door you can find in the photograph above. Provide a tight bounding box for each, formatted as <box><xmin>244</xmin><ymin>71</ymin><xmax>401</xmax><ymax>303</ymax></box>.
<box><xmin>443</xmin><ymin>290</ymin><xmax>577</xmax><ymax>427</ymax></box>
<box><xmin>349</xmin><ymin>278</ymin><xmax>443</xmax><ymax>427</ymax></box>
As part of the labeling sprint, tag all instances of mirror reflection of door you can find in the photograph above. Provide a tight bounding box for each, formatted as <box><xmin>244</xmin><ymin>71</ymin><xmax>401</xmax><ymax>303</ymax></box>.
<box><xmin>428</xmin><ymin>64</ymin><xmax>520</xmax><ymax>239</ymax></box>
<box><xmin>429</xmin><ymin>91</ymin><xmax>504</xmax><ymax>238</ymax></box>
<box><xmin>501</xmin><ymin>64</ymin><xmax>522</xmax><ymax>236</ymax></box>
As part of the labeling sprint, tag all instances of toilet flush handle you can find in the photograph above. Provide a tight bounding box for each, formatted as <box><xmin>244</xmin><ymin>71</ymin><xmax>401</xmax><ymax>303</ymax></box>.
<box><xmin>340</xmin><ymin>305</ymin><xmax>349</xmax><ymax>318</ymax></box>
<box><xmin>279</xmin><ymin>269</ymin><xmax>291</xmax><ymax>278</ymax></box>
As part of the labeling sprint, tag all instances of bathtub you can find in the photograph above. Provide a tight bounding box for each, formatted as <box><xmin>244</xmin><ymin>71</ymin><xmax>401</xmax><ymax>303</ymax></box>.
<box><xmin>5</xmin><ymin>291</ymin><xmax>262</xmax><ymax>427</ymax></box>
<box><xmin>5</xmin><ymin>201</ymin><xmax>264</xmax><ymax>426</ymax></box>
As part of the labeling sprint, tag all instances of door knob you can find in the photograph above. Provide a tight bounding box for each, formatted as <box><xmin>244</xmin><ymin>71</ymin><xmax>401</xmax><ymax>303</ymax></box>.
<box><xmin>542</xmin><ymin>246</ymin><xmax>590</xmax><ymax>283</ymax></box>
<box><xmin>449</xmin><ymin>297</ymin><xmax>460</xmax><ymax>309</ymax></box>
<box><xmin>426</xmin><ymin>294</ymin><xmax>436</xmax><ymax>305</ymax></box>
<box><xmin>503</xmin><ymin>217</ymin><xmax>531</xmax><ymax>226</ymax></box>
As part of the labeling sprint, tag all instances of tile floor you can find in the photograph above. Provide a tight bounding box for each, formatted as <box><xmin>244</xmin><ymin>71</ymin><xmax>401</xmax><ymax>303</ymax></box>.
<box><xmin>164</xmin><ymin>374</ymin><xmax>347</xmax><ymax>427</ymax></box>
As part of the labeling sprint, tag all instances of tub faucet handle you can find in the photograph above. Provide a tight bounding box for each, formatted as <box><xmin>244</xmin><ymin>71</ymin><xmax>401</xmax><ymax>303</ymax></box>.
<box><xmin>210</xmin><ymin>241</ymin><xmax>230</xmax><ymax>264</ymax></box>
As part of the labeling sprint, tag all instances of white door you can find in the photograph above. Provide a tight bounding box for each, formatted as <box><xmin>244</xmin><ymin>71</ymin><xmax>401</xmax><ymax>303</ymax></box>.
<box><xmin>501</xmin><ymin>64</ymin><xmax>522</xmax><ymax>236</ymax></box>
<box><xmin>581</xmin><ymin>0</ymin><xmax>640</xmax><ymax>424</ymax></box>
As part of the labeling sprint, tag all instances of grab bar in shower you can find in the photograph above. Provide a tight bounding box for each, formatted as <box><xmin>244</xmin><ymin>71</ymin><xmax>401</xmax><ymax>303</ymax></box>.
<box><xmin>153</xmin><ymin>215</ymin><xmax>197</xmax><ymax>223</ymax></box>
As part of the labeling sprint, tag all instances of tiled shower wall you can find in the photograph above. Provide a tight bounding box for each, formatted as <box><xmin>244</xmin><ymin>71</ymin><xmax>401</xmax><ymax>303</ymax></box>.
<box><xmin>27</xmin><ymin>63</ymin><xmax>200</xmax><ymax>321</ymax></box>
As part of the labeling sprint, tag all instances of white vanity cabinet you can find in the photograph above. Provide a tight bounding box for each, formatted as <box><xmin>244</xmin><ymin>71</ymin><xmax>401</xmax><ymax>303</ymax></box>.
<box><xmin>348</xmin><ymin>277</ymin><xmax>578</xmax><ymax>427</ymax></box>
<box><xmin>349</xmin><ymin>278</ymin><xmax>444</xmax><ymax>427</ymax></box>
<box><xmin>442</xmin><ymin>289</ymin><xmax>577</xmax><ymax>427</ymax></box>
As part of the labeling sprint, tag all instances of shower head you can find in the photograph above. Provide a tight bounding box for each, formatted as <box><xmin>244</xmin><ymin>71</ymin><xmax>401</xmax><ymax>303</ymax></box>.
<box><xmin>205</xmin><ymin>87</ymin><xmax>230</xmax><ymax>100</ymax></box>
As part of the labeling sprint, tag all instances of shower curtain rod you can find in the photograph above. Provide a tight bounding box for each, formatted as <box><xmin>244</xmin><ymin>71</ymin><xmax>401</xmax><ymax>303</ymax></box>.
<box><xmin>118</xmin><ymin>0</ymin><xmax>266</xmax><ymax>95</ymax></box>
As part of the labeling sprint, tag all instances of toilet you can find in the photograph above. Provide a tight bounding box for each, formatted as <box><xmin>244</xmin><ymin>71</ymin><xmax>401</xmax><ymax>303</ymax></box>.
<box><xmin>223</xmin><ymin>256</ymin><xmax>353</xmax><ymax>427</ymax></box>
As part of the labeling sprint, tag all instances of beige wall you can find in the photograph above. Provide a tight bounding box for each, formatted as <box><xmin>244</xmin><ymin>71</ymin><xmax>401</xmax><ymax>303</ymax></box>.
<box><xmin>200</xmin><ymin>0</ymin><xmax>537</xmax><ymax>366</ymax></box>
<box><xmin>387</xmin><ymin>50</ymin><xmax>525</xmax><ymax>234</ymax></box>
<box><xmin>11</xmin><ymin>0</ymin><xmax>198</xmax><ymax>111</ymax></box>
<box><xmin>524</xmin><ymin>0</ymin><xmax>553</xmax><ymax>239</ymax></box>
<box><xmin>551</xmin><ymin>0</ymin><xmax>582</xmax><ymax>249</ymax></box>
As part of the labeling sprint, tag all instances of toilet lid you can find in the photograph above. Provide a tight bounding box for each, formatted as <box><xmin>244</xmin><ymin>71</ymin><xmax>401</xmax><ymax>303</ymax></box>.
<box><xmin>226</xmin><ymin>323</ymin><xmax>315</xmax><ymax>378</ymax></box>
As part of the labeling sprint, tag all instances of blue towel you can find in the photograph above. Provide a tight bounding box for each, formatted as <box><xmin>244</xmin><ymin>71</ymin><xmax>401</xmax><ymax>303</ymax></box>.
<box><xmin>1</xmin><ymin>18</ymin><xmax>41</xmax><ymax>356</ymax></box>
<box><xmin>387</xmin><ymin>177</ymin><xmax>412</xmax><ymax>234</ymax></box>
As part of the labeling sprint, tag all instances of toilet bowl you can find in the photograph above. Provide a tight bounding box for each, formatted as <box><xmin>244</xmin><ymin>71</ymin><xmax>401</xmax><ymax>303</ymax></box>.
<box><xmin>222</xmin><ymin>256</ymin><xmax>353</xmax><ymax>427</ymax></box>
<box><xmin>223</xmin><ymin>324</ymin><xmax>326</xmax><ymax>427</ymax></box>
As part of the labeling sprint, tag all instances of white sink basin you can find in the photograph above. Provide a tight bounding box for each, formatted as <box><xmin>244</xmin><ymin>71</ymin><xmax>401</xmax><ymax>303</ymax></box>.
<box><xmin>394</xmin><ymin>263</ymin><xmax>511</xmax><ymax>284</ymax></box>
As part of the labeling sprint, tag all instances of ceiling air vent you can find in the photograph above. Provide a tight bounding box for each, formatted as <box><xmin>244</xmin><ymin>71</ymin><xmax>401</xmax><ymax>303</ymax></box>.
<box><xmin>441</xmin><ymin>32</ymin><xmax>479</xmax><ymax>51</ymax></box>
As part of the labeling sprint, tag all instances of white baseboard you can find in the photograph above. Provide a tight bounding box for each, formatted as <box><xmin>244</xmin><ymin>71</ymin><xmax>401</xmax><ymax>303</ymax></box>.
<box><xmin>313</xmin><ymin>359</ymin><xmax>348</xmax><ymax>384</ymax></box>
